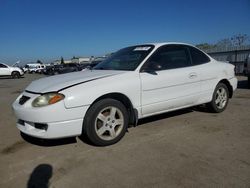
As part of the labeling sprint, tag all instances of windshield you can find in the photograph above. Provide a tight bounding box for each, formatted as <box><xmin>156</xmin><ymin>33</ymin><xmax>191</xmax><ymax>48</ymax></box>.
<box><xmin>94</xmin><ymin>45</ymin><xmax>154</xmax><ymax>71</ymax></box>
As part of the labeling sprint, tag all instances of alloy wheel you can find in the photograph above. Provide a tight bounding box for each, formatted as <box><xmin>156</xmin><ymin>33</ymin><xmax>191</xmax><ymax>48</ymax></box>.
<box><xmin>94</xmin><ymin>106</ymin><xmax>124</xmax><ymax>141</ymax></box>
<box><xmin>215</xmin><ymin>87</ymin><xmax>228</xmax><ymax>109</ymax></box>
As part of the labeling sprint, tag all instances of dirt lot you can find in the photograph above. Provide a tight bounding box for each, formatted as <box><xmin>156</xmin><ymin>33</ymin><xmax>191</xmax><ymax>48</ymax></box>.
<box><xmin>0</xmin><ymin>74</ymin><xmax>250</xmax><ymax>188</ymax></box>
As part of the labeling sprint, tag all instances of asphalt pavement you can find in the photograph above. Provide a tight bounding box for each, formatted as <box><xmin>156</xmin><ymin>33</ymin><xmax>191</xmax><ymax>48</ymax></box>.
<box><xmin>0</xmin><ymin>74</ymin><xmax>250</xmax><ymax>188</ymax></box>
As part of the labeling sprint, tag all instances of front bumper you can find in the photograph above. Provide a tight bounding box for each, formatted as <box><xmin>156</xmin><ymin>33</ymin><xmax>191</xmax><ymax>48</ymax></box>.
<box><xmin>12</xmin><ymin>91</ymin><xmax>89</xmax><ymax>139</ymax></box>
<box><xmin>17</xmin><ymin>118</ymin><xmax>83</xmax><ymax>139</ymax></box>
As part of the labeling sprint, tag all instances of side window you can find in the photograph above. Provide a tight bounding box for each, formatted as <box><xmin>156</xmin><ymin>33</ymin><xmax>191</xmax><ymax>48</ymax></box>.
<box><xmin>0</xmin><ymin>63</ymin><xmax>7</xmax><ymax>68</ymax></box>
<box><xmin>143</xmin><ymin>45</ymin><xmax>191</xmax><ymax>71</ymax></box>
<box><xmin>189</xmin><ymin>46</ymin><xmax>210</xmax><ymax>65</ymax></box>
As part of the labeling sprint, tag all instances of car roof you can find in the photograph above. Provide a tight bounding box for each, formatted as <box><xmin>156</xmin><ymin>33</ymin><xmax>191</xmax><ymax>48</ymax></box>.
<box><xmin>133</xmin><ymin>42</ymin><xmax>213</xmax><ymax>62</ymax></box>
<box><xmin>141</xmin><ymin>42</ymin><xmax>196</xmax><ymax>48</ymax></box>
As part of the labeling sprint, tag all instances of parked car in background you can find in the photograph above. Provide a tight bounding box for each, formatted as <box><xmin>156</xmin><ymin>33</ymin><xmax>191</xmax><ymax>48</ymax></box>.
<box><xmin>244</xmin><ymin>54</ymin><xmax>250</xmax><ymax>86</ymax></box>
<box><xmin>13</xmin><ymin>42</ymin><xmax>237</xmax><ymax>146</ymax></box>
<box><xmin>80</xmin><ymin>61</ymin><xmax>103</xmax><ymax>71</ymax></box>
<box><xmin>90</xmin><ymin>60</ymin><xmax>103</xmax><ymax>68</ymax></box>
<box><xmin>22</xmin><ymin>65</ymin><xmax>29</xmax><ymax>73</ymax></box>
<box><xmin>57</xmin><ymin>63</ymin><xmax>82</xmax><ymax>74</ymax></box>
<box><xmin>0</xmin><ymin>63</ymin><xmax>24</xmax><ymax>78</ymax></box>
<box><xmin>24</xmin><ymin>64</ymin><xmax>46</xmax><ymax>74</ymax></box>
<box><xmin>43</xmin><ymin>65</ymin><xmax>54</xmax><ymax>75</ymax></box>
<box><xmin>35</xmin><ymin>65</ymin><xmax>46</xmax><ymax>73</ymax></box>
<box><xmin>78</xmin><ymin>63</ymin><xmax>91</xmax><ymax>70</ymax></box>
<box><xmin>44</xmin><ymin>63</ymin><xmax>82</xmax><ymax>75</ymax></box>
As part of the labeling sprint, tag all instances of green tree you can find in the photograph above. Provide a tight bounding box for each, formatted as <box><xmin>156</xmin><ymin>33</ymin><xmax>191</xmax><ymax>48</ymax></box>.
<box><xmin>61</xmin><ymin>57</ymin><xmax>65</xmax><ymax>64</ymax></box>
<box><xmin>37</xmin><ymin>60</ymin><xmax>43</xmax><ymax>64</ymax></box>
<box><xmin>196</xmin><ymin>43</ymin><xmax>215</xmax><ymax>50</ymax></box>
<box><xmin>196</xmin><ymin>34</ymin><xmax>250</xmax><ymax>51</ymax></box>
<box><xmin>216</xmin><ymin>38</ymin><xmax>233</xmax><ymax>48</ymax></box>
<box><xmin>231</xmin><ymin>34</ymin><xmax>249</xmax><ymax>47</ymax></box>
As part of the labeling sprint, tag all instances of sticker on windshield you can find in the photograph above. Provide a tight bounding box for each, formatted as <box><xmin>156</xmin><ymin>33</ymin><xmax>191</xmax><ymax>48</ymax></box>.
<box><xmin>133</xmin><ymin>46</ymin><xmax>151</xmax><ymax>51</ymax></box>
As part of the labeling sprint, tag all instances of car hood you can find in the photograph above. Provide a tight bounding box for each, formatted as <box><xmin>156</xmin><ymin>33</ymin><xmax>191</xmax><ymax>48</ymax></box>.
<box><xmin>25</xmin><ymin>70</ymin><xmax>126</xmax><ymax>93</ymax></box>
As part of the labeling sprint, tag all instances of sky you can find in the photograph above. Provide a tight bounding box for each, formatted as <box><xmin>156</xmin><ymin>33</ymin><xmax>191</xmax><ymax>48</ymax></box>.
<box><xmin>0</xmin><ymin>0</ymin><xmax>249</xmax><ymax>64</ymax></box>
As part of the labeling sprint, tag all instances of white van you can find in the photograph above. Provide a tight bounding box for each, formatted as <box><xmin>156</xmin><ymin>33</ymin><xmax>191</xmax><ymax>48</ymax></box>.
<box><xmin>24</xmin><ymin>64</ymin><xmax>46</xmax><ymax>73</ymax></box>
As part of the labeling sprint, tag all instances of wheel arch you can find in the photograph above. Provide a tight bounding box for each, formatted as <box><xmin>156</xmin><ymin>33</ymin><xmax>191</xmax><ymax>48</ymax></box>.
<box><xmin>218</xmin><ymin>79</ymin><xmax>233</xmax><ymax>98</ymax></box>
<box><xmin>87</xmin><ymin>92</ymin><xmax>138</xmax><ymax>127</ymax></box>
<box><xmin>11</xmin><ymin>71</ymin><xmax>20</xmax><ymax>78</ymax></box>
<box><xmin>11</xmin><ymin>70</ymin><xmax>19</xmax><ymax>74</ymax></box>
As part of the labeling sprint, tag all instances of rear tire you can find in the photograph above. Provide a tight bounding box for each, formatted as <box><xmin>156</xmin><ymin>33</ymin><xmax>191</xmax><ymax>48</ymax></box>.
<box><xmin>83</xmin><ymin>99</ymin><xmax>128</xmax><ymax>146</ymax></box>
<box><xmin>11</xmin><ymin>71</ymin><xmax>20</xmax><ymax>79</ymax></box>
<box><xmin>206</xmin><ymin>83</ymin><xmax>229</xmax><ymax>113</ymax></box>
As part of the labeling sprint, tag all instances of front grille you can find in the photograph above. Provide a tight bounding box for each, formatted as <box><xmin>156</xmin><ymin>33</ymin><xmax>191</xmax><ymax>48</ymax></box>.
<box><xmin>17</xmin><ymin>119</ymin><xmax>48</xmax><ymax>130</ymax></box>
<box><xmin>34</xmin><ymin>123</ymin><xmax>48</xmax><ymax>130</ymax></box>
<box><xmin>19</xmin><ymin>95</ymin><xmax>30</xmax><ymax>105</ymax></box>
<box><xmin>18</xmin><ymin>119</ymin><xmax>25</xmax><ymax>126</ymax></box>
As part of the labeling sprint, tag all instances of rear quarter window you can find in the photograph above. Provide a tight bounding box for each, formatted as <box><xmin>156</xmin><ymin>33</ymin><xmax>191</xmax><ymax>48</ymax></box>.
<box><xmin>189</xmin><ymin>46</ymin><xmax>210</xmax><ymax>65</ymax></box>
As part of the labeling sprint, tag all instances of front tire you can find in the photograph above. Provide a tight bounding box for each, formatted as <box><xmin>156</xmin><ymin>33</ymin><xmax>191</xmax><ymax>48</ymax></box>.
<box><xmin>83</xmin><ymin>99</ymin><xmax>128</xmax><ymax>146</ymax></box>
<box><xmin>11</xmin><ymin>71</ymin><xmax>20</xmax><ymax>79</ymax></box>
<box><xmin>207</xmin><ymin>83</ymin><xmax>229</xmax><ymax>113</ymax></box>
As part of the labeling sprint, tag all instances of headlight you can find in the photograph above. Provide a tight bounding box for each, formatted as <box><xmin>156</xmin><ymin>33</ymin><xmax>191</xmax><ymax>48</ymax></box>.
<box><xmin>32</xmin><ymin>93</ymin><xmax>65</xmax><ymax>107</ymax></box>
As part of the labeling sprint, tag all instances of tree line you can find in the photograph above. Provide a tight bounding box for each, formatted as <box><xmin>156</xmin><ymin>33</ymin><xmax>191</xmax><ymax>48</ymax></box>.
<box><xmin>196</xmin><ymin>34</ymin><xmax>250</xmax><ymax>50</ymax></box>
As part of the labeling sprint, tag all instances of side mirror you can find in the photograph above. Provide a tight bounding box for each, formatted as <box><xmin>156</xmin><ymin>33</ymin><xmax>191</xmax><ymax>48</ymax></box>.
<box><xmin>141</xmin><ymin>61</ymin><xmax>161</xmax><ymax>75</ymax></box>
<box><xmin>141</xmin><ymin>68</ymin><xmax>158</xmax><ymax>75</ymax></box>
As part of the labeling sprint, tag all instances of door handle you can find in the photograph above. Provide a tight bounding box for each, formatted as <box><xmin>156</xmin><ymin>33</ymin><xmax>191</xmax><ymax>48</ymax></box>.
<box><xmin>189</xmin><ymin>72</ymin><xmax>197</xmax><ymax>79</ymax></box>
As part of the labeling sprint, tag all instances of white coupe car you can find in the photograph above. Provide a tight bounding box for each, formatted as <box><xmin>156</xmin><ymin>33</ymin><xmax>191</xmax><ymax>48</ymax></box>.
<box><xmin>13</xmin><ymin>43</ymin><xmax>237</xmax><ymax>146</ymax></box>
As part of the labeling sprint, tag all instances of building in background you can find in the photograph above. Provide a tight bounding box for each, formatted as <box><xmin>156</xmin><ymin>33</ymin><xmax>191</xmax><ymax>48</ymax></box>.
<box><xmin>71</xmin><ymin>57</ymin><xmax>91</xmax><ymax>64</ymax></box>
<box><xmin>52</xmin><ymin>59</ymin><xmax>72</xmax><ymax>65</ymax></box>
<box><xmin>204</xmin><ymin>45</ymin><xmax>250</xmax><ymax>75</ymax></box>
<box><xmin>64</xmin><ymin>60</ymin><xmax>72</xmax><ymax>64</ymax></box>
<box><xmin>51</xmin><ymin>55</ymin><xmax>108</xmax><ymax>66</ymax></box>
<box><xmin>52</xmin><ymin>60</ymin><xmax>61</xmax><ymax>65</ymax></box>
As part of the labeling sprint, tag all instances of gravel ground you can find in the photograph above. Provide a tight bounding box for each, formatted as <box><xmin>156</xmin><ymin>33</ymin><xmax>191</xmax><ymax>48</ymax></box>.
<box><xmin>0</xmin><ymin>74</ymin><xmax>250</xmax><ymax>188</ymax></box>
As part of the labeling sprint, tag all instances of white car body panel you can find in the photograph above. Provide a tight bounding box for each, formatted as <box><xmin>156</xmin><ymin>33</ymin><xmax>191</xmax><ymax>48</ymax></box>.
<box><xmin>0</xmin><ymin>66</ymin><xmax>10</xmax><ymax>75</ymax></box>
<box><xmin>61</xmin><ymin>71</ymin><xmax>141</xmax><ymax>109</ymax></box>
<box><xmin>199</xmin><ymin>61</ymin><xmax>236</xmax><ymax>103</ymax></box>
<box><xmin>25</xmin><ymin>70</ymin><xmax>124</xmax><ymax>93</ymax></box>
<box><xmin>12</xmin><ymin>42</ymin><xmax>238</xmax><ymax>139</ymax></box>
<box><xmin>140</xmin><ymin>66</ymin><xmax>201</xmax><ymax>116</ymax></box>
<box><xmin>13</xmin><ymin>91</ymin><xmax>89</xmax><ymax>138</ymax></box>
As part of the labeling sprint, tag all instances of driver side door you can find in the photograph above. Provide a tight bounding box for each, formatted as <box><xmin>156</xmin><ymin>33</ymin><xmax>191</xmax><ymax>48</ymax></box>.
<box><xmin>139</xmin><ymin>45</ymin><xmax>201</xmax><ymax>116</ymax></box>
<box><xmin>0</xmin><ymin>63</ymin><xmax>10</xmax><ymax>75</ymax></box>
